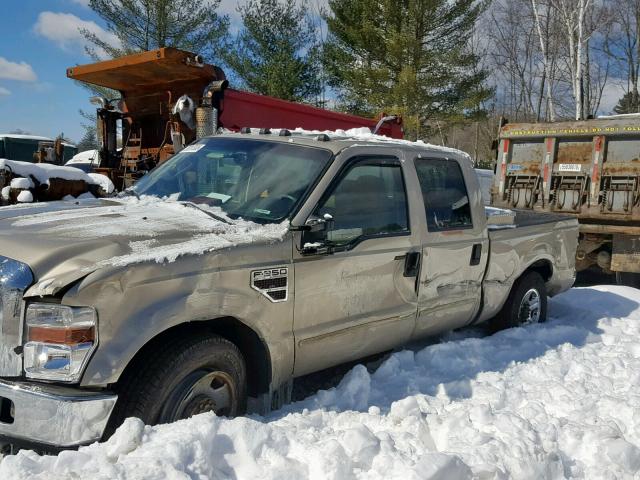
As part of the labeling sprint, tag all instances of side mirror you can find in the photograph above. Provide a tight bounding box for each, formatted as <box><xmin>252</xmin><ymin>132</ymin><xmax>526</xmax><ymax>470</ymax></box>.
<box><xmin>304</xmin><ymin>213</ymin><xmax>334</xmax><ymax>232</ymax></box>
<box><xmin>300</xmin><ymin>213</ymin><xmax>335</xmax><ymax>255</ymax></box>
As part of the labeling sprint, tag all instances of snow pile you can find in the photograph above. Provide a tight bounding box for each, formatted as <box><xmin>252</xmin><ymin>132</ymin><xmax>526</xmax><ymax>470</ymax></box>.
<box><xmin>10</xmin><ymin>177</ymin><xmax>34</xmax><ymax>190</ymax></box>
<box><xmin>2</xmin><ymin>286</ymin><xmax>640</xmax><ymax>479</ymax></box>
<box><xmin>0</xmin><ymin>159</ymin><xmax>97</xmax><ymax>185</ymax></box>
<box><xmin>11</xmin><ymin>196</ymin><xmax>288</xmax><ymax>267</ymax></box>
<box><xmin>87</xmin><ymin>173</ymin><xmax>115</xmax><ymax>194</ymax></box>
<box><xmin>16</xmin><ymin>191</ymin><xmax>33</xmax><ymax>203</ymax></box>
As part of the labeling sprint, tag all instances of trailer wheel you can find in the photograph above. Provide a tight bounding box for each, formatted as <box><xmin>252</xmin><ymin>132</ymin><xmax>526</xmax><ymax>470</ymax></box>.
<box><xmin>492</xmin><ymin>271</ymin><xmax>547</xmax><ymax>331</ymax></box>
<box><xmin>616</xmin><ymin>272</ymin><xmax>640</xmax><ymax>289</ymax></box>
<box><xmin>105</xmin><ymin>334</ymin><xmax>246</xmax><ymax>439</ymax></box>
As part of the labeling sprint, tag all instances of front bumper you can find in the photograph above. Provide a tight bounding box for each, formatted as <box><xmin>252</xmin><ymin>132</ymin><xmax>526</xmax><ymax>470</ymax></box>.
<box><xmin>0</xmin><ymin>379</ymin><xmax>117</xmax><ymax>450</ymax></box>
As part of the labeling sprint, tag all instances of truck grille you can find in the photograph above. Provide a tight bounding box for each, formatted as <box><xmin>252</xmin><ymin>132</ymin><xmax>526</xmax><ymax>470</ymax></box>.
<box><xmin>0</xmin><ymin>257</ymin><xmax>33</xmax><ymax>377</ymax></box>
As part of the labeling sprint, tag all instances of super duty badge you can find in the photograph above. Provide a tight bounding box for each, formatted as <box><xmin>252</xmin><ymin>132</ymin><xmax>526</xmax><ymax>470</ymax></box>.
<box><xmin>251</xmin><ymin>267</ymin><xmax>288</xmax><ymax>302</ymax></box>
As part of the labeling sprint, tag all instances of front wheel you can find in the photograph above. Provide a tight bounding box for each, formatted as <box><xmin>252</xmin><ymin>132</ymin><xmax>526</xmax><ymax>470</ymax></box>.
<box><xmin>105</xmin><ymin>334</ymin><xmax>246</xmax><ymax>439</ymax></box>
<box><xmin>492</xmin><ymin>271</ymin><xmax>548</xmax><ymax>331</ymax></box>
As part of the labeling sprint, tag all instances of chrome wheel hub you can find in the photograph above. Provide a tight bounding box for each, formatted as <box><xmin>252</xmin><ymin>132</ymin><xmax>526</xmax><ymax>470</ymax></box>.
<box><xmin>519</xmin><ymin>288</ymin><xmax>541</xmax><ymax>325</ymax></box>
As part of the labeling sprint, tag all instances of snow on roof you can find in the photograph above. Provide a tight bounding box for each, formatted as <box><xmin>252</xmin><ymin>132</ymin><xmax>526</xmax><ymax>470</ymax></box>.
<box><xmin>2</xmin><ymin>285</ymin><xmax>639</xmax><ymax>478</ymax></box>
<box><xmin>241</xmin><ymin>127</ymin><xmax>473</xmax><ymax>162</ymax></box>
<box><xmin>597</xmin><ymin>113</ymin><xmax>640</xmax><ymax>119</ymax></box>
<box><xmin>0</xmin><ymin>134</ymin><xmax>53</xmax><ymax>141</ymax></box>
<box><xmin>297</xmin><ymin>127</ymin><xmax>473</xmax><ymax>161</ymax></box>
<box><xmin>66</xmin><ymin>149</ymin><xmax>99</xmax><ymax>164</ymax></box>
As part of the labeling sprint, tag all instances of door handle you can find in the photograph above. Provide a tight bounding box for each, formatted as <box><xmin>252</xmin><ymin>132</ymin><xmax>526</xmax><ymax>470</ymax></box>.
<box><xmin>403</xmin><ymin>251</ymin><xmax>421</xmax><ymax>277</ymax></box>
<box><xmin>470</xmin><ymin>244</ymin><xmax>482</xmax><ymax>266</ymax></box>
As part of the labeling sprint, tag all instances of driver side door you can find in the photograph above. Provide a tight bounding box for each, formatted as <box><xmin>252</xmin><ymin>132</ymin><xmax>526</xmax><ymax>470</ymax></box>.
<box><xmin>292</xmin><ymin>155</ymin><xmax>420</xmax><ymax>377</ymax></box>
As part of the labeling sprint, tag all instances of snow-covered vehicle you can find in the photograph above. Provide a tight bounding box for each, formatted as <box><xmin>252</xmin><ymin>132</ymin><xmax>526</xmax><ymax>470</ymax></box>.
<box><xmin>0</xmin><ymin>134</ymin><xmax>77</xmax><ymax>164</ymax></box>
<box><xmin>64</xmin><ymin>149</ymin><xmax>99</xmax><ymax>173</ymax></box>
<box><xmin>0</xmin><ymin>130</ymin><xmax>578</xmax><ymax>451</ymax></box>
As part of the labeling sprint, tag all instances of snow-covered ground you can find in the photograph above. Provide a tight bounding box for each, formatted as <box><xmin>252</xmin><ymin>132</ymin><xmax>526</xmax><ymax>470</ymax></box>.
<box><xmin>2</xmin><ymin>285</ymin><xmax>640</xmax><ymax>479</ymax></box>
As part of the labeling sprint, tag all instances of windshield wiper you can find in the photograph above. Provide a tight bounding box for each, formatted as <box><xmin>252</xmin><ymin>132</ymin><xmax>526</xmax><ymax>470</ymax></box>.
<box><xmin>181</xmin><ymin>201</ymin><xmax>232</xmax><ymax>225</ymax></box>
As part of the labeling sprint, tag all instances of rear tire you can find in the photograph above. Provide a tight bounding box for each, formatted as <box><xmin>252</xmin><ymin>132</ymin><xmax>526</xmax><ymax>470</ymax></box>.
<box><xmin>616</xmin><ymin>271</ymin><xmax>640</xmax><ymax>289</ymax></box>
<box><xmin>105</xmin><ymin>334</ymin><xmax>246</xmax><ymax>439</ymax></box>
<box><xmin>491</xmin><ymin>271</ymin><xmax>547</xmax><ymax>331</ymax></box>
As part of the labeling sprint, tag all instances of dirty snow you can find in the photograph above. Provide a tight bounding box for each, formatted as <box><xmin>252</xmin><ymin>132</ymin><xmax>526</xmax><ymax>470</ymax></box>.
<box><xmin>2</xmin><ymin>285</ymin><xmax>640</xmax><ymax>479</ymax></box>
<box><xmin>0</xmin><ymin>159</ymin><xmax>98</xmax><ymax>186</ymax></box>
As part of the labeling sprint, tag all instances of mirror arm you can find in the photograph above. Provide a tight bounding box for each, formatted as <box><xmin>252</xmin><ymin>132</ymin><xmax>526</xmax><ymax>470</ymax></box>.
<box><xmin>289</xmin><ymin>224</ymin><xmax>311</xmax><ymax>232</ymax></box>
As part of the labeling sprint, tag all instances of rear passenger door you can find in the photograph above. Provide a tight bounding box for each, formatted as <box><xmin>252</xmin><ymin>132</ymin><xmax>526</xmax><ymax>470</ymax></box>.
<box><xmin>412</xmin><ymin>157</ymin><xmax>488</xmax><ymax>338</ymax></box>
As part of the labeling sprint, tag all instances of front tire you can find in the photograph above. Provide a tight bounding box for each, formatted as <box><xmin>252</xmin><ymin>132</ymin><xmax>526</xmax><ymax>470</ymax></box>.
<box><xmin>105</xmin><ymin>334</ymin><xmax>246</xmax><ymax>439</ymax></box>
<box><xmin>492</xmin><ymin>271</ymin><xmax>547</xmax><ymax>331</ymax></box>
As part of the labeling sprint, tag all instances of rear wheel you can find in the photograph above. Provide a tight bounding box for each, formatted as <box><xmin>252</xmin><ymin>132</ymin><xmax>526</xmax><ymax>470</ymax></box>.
<box><xmin>105</xmin><ymin>334</ymin><xmax>246</xmax><ymax>439</ymax></box>
<box><xmin>615</xmin><ymin>271</ymin><xmax>640</xmax><ymax>289</ymax></box>
<box><xmin>492</xmin><ymin>271</ymin><xmax>547</xmax><ymax>331</ymax></box>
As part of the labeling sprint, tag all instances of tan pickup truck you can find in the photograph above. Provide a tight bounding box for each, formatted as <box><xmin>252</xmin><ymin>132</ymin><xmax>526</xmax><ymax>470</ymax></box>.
<box><xmin>0</xmin><ymin>131</ymin><xmax>578</xmax><ymax>451</ymax></box>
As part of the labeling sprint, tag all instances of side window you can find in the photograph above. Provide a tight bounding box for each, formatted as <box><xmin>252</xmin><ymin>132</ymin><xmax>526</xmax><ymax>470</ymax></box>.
<box><xmin>312</xmin><ymin>159</ymin><xmax>409</xmax><ymax>246</ymax></box>
<box><xmin>415</xmin><ymin>158</ymin><xmax>473</xmax><ymax>231</ymax></box>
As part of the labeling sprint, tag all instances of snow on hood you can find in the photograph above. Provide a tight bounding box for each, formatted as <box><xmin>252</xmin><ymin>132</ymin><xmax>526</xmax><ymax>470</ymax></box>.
<box><xmin>0</xmin><ymin>196</ymin><xmax>288</xmax><ymax>295</ymax></box>
<box><xmin>2</xmin><ymin>285</ymin><xmax>640</xmax><ymax>478</ymax></box>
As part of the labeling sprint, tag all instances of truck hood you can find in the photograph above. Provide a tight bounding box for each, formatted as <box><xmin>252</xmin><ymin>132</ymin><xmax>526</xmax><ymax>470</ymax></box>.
<box><xmin>0</xmin><ymin>197</ymin><xmax>288</xmax><ymax>296</ymax></box>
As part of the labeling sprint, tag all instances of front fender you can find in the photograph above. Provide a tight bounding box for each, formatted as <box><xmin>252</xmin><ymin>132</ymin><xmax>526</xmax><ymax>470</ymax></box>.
<box><xmin>60</xmin><ymin>242</ymin><xmax>294</xmax><ymax>390</ymax></box>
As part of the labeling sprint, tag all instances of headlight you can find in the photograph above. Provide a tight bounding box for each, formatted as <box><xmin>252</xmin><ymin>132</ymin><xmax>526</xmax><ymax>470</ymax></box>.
<box><xmin>23</xmin><ymin>303</ymin><xmax>97</xmax><ymax>383</ymax></box>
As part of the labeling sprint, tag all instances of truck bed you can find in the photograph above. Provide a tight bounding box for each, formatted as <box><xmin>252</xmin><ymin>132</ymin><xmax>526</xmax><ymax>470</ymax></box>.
<box><xmin>478</xmin><ymin>209</ymin><xmax>579</xmax><ymax>324</ymax></box>
<box><xmin>510</xmin><ymin>209</ymin><xmax>576</xmax><ymax>228</ymax></box>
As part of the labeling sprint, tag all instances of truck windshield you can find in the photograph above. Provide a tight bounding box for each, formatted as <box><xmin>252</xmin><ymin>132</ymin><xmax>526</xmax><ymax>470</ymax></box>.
<box><xmin>131</xmin><ymin>138</ymin><xmax>332</xmax><ymax>223</ymax></box>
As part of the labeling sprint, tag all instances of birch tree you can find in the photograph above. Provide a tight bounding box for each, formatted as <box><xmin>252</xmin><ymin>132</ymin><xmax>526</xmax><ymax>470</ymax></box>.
<box><xmin>604</xmin><ymin>0</ymin><xmax>640</xmax><ymax>113</ymax></box>
<box><xmin>531</xmin><ymin>0</ymin><xmax>556</xmax><ymax>120</ymax></box>
<box><xmin>551</xmin><ymin>0</ymin><xmax>592</xmax><ymax>120</ymax></box>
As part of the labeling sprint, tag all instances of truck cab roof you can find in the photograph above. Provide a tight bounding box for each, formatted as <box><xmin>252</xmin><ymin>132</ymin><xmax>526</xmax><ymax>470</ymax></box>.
<box><xmin>211</xmin><ymin>129</ymin><xmax>473</xmax><ymax>161</ymax></box>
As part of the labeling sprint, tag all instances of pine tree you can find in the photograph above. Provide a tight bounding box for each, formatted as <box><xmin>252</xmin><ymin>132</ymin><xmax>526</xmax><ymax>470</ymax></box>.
<box><xmin>221</xmin><ymin>0</ymin><xmax>321</xmax><ymax>102</ymax></box>
<box><xmin>77</xmin><ymin>124</ymin><xmax>99</xmax><ymax>152</ymax></box>
<box><xmin>613</xmin><ymin>92</ymin><xmax>640</xmax><ymax>115</ymax></box>
<box><xmin>323</xmin><ymin>0</ymin><xmax>491</xmax><ymax>139</ymax></box>
<box><xmin>82</xmin><ymin>0</ymin><xmax>229</xmax><ymax>61</ymax></box>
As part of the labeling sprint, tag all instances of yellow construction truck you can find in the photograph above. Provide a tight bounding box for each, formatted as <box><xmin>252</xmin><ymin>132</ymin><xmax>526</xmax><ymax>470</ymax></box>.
<box><xmin>491</xmin><ymin>115</ymin><xmax>640</xmax><ymax>286</ymax></box>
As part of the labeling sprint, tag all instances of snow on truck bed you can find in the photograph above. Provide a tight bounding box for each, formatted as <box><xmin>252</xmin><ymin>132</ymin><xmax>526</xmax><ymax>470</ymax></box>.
<box><xmin>2</xmin><ymin>285</ymin><xmax>640</xmax><ymax>479</ymax></box>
